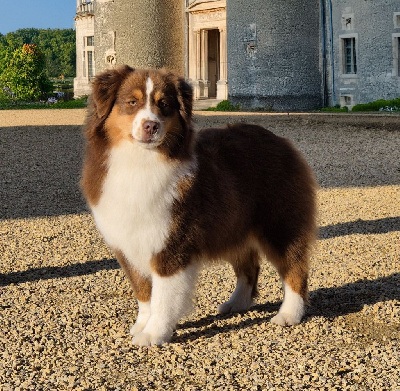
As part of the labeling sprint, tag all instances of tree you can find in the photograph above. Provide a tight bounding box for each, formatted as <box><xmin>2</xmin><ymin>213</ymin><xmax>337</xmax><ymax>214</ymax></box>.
<box><xmin>1</xmin><ymin>44</ymin><xmax>52</xmax><ymax>102</ymax></box>
<box><xmin>0</xmin><ymin>28</ymin><xmax>76</xmax><ymax>78</ymax></box>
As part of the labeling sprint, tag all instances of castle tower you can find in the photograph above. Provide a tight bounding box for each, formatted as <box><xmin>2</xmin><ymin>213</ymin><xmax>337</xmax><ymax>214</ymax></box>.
<box><xmin>94</xmin><ymin>0</ymin><xmax>185</xmax><ymax>75</ymax></box>
<box><xmin>74</xmin><ymin>0</ymin><xmax>95</xmax><ymax>97</ymax></box>
<box><xmin>227</xmin><ymin>0</ymin><xmax>322</xmax><ymax>110</ymax></box>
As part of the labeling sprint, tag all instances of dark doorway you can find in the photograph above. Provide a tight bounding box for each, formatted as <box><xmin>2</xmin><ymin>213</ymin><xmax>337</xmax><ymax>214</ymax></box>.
<box><xmin>207</xmin><ymin>29</ymin><xmax>220</xmax><ymax>98</ymax></box>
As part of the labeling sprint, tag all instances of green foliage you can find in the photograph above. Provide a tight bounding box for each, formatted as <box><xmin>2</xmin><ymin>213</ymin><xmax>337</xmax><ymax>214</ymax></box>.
<box><xmin>351</xmin><ymin>98</ymin><xmax>400</xmax><ymax>112</ymax></box>
<box><xmin>0</xmin><ymin>28</ymin><xmax>76</xmax><ymax>78</ymax></box>
<box><xmin>206</xmin><ymin>100</ymin><xmax>241</xmax><ymax>111</ymax></box>
<box><xmin>0</xmin><ymin>86</ymin><xmax>12</xmax><ymax>105</ymax></box>
<box><xmin>1</xmin><ymin>44</ymin><xmax>52</xmax><ymax>102</ymax></box>
<box><xmin>0</xmin><ymin>97</ymin><xmax>88</xmax><ymax>110</ymax></box>
<box><xmin>51</xmin><ymin>97</ymin><xmax>87</xmax><ymax>109</ymax></box>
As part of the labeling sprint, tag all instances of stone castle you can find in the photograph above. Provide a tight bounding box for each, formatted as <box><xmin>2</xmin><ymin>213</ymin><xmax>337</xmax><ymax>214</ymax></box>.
<box><xmin>74</xmin><ymin>0</ymin><xmax>400</xmax><ymax>110</ymax></box>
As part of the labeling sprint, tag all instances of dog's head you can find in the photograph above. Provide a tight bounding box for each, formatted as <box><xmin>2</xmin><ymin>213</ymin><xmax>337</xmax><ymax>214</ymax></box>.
<box><xmin>88</xmin><ymin>66</ymin><xmax>193</xmax><ymax>159</ymax></box>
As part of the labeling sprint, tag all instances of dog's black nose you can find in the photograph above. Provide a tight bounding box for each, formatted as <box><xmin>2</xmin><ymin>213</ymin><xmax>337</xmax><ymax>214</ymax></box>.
<box><xmin>143</xmin><ymin>121</ymin><xmax>159</xmax><ymax>136</ymax></box>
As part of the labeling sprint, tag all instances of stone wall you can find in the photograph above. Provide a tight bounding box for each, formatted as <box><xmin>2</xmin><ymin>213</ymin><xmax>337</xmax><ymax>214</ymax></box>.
<box><xmin>78</xmin><ymin>0</ymin><xmax>400</xmax><ymax>108</ymax></box>
<box><xmin>329</xmin><ymin>0</ymin><xmax>400</xmax><ymax>108</ymax></box>
<box><xmin>226</xmin><ymin>0</ymin><xmax>322</xmax><ymax>111</ymax></box>
<box><xmin>94</xmin><ymin>0</ymin><xmax>185</xmax><ymax>75</ymax></box>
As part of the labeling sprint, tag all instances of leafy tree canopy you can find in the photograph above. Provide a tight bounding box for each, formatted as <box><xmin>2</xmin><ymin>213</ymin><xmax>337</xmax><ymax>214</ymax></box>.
<box><xmin>1</xmin><ymin>43</ymin><xmax>52</xmax><ymax>102</ymax></box>
<box><xmin>0</xmin><ymin>28</ymin><xmax>76</xmax><ymax>78</ymax></box>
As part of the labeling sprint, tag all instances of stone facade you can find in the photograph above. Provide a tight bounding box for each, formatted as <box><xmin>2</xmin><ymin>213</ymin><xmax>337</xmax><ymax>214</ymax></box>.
<box><xmin>326</xmin><ymin>0</ymin><xmax>400</xmax><ymax>109</ymax></box>
<box><xmin>74</xmin><ymin>0</ymin><xmax>400</xmax><ymax>109</ymax></box>
<box><xmin>187</xmin><ymin>0</ymin><xmax>228</xmax><ymax>100</ymax></box>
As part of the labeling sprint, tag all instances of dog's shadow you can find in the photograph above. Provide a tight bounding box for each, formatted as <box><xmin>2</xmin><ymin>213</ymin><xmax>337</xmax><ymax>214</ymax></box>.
<box><xmin>173</xmin><ymin>302</ymin><xmax>280</xmax><ymax>343</ymax></box>
<box><xmin>1</xmin><ymin>259</ymin><xmax>398</xmax><ymax>344</ymax></box>
<box><xmin>174</xmin><ymin>272</ymin><xmax>399</xmax><ymax>343</ymax></box>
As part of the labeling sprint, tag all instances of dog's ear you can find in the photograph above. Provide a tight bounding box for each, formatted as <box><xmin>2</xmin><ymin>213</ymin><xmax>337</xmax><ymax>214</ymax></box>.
<box><xmin>176</xmin><ymin>77</ymin><xmax>193</xmax><ymax>124</ymax></box>
<box><xmin>91</xmin><ymin>65</ymin><xmax>134</xmax><ymax>119</ymax></box>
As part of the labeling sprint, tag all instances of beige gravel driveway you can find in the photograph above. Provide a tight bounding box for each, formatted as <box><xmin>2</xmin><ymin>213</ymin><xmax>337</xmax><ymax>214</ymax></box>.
<box><xmin>0</xmin><ymin>109</ymin><xmax>399</xmax><ymax>390</ymax></box>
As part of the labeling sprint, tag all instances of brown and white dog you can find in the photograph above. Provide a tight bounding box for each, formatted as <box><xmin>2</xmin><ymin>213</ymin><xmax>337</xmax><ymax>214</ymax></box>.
<box><xmin>81</xmin><ymin>66</ymin><xmax>317</xmax><ymax>346</ymax></box>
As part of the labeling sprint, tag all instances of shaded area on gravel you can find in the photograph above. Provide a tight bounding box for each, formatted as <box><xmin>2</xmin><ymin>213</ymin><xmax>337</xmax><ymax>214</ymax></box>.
<box><xmin>0</xmin><ymin>258</ymin><xmax>119</xmax><ymax>287</ymax></box>
<box><xmin>1</xmin><ymin>112</ymin><xmax>399</xmax><ymax>220</ymax></box>
<box><xmin>320</xmin><ymin>216</ymin><xmax>400</xmax><ymax>238</ymax></box>
<box><xmin>0</xmin><ymin>125</ymin><xmax>87</xmax><ymax>220</ymax></box>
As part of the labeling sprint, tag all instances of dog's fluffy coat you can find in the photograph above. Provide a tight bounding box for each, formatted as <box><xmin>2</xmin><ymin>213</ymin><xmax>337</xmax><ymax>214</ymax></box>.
<box><xmin>81</xmin><ymin>66</ymin><xmax>317</xmax><ymax>346</ymax></box>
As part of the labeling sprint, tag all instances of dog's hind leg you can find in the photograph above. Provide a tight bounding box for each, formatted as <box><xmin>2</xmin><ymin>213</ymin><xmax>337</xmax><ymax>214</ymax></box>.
<box><xmin>266</xmin><ymin>237</ymin><xmax>311</xmax><ymax>326</ymax></box>
<box><xmin>218</xmin><ymin>248</ymin><xmax>260</xmax><ymax>314</ymax></box>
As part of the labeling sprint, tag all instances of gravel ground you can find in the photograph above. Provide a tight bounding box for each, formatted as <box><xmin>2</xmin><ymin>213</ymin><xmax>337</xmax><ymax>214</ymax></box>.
<box><xmin>0</xmin><ymin>109</ymin><xmax>399</xmax><ymax>390</ymax></box>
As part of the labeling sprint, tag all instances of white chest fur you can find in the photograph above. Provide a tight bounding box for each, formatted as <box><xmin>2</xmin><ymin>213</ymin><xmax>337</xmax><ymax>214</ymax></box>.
<box><xmin>91</xmin><ymin>141</ymin><xmax>195</xmax><ymax>277</ymax></box>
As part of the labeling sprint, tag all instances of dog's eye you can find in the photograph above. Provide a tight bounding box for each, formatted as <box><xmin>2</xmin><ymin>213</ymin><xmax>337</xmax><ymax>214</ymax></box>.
<box><xmin>158</xmin><ymin>100</ymin><xmax>169</xmax><ymax>109</ymax></box>
<box><xmin>128</xmin><ymin>100</ymin><xmax>137</xmax><ymax>106</ymax></box>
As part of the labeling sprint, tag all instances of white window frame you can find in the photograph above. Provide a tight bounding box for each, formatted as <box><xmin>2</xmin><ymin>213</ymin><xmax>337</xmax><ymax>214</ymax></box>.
<box><xmin>83</xmin><ymin>36</ymin><xmax>95</xmax><ymax>80</ymax></box>
<box><xmin>339</xmin><ymin>33</ymin><xmax>358</xmax><ymax>77</ymax></box>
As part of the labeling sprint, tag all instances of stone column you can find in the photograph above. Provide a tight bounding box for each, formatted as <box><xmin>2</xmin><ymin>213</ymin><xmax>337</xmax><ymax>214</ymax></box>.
<box><xmin>201</xmin><ymin>29</ymin><xmax>209</xmax><ymax>98</ymax></box>
<box><xmin>193</xmin><ymin>30</ymin><xmax>202</xmax><ymax>99</ymax></box>
<box><xmin>217</xmin><ymin>27</ymin><xmax>228</xmax><ymax>100</ymax></box>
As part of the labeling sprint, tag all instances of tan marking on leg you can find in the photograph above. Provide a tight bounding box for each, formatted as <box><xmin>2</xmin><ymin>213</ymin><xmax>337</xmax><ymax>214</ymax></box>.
<box><xmin>218</xmin><ymin>246</ymin><xmax>261</xmax><ymax>314</ymax></box>
<box><xmin>262</xmin><ymin>235</ymin><xmax>313</xmax><ymax>326</ymax></box>
<box><xmin>262</xmin><ymin>236</ymin><xmax>311</xmax><ymax>302</ymax></box>
<box><xmin>115</xmin><ymin>250</ymin><xmax>152</xmax><ymax>302</ymax></box>
<box><xmin>230</xmin><ymin>248</ymin><xmax>261</xmax><ymax>299</ymax></box>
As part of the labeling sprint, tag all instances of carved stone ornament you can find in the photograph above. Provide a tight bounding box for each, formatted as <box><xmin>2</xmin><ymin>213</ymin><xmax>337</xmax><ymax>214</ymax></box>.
<box><xmin>106</xmin><ymin>51</ymin><xmax>117</xmax><ymax>66</ymax></box>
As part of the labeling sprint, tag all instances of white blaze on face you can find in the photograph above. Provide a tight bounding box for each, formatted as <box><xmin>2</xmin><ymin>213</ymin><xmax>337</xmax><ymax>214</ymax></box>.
<box><xmin>131</xmin><ymin>76</ymin><xmax>163</xmax><ymax>144</ymax></box>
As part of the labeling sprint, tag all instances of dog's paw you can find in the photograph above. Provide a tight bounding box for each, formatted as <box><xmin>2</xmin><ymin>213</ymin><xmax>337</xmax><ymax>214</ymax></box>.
<box><xmin>130</xmin><ymin>301</ymin><xmax>151</xmax><ymax>336</ymax></box>
<box><xmin>132</xmin><ymin>331</ymin><xmax>171</xmax><ymax>346</ymax></box>
<box><xmin>218</xmin><ymin>301</ymin><xmax>237</xmax><ymax>314</ymax></box>
<box><xmin>129</xmin><ymin>321</ymin><xmax>147</xmax><ymax>336</ymax></box>
<box><xmin>217</xmin><ymin>298</ymin><xmax>253</xmax><ymax>315</ymax></box>
<box><xmin>270</xmin><ymin>312</ymin><xmax>302</xmax><ymax>326</ymax></box>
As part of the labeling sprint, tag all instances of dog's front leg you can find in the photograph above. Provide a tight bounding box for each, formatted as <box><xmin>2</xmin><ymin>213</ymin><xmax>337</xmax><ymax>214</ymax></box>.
<box><xmin>114</xmin><ymin>250</ymin><xmax>153</xmax><ymax>336</ymax></box>
<box><xmin>132</xmin><ymin>262</ymin><xmax>198</xmax><ymax>346</ymax></box>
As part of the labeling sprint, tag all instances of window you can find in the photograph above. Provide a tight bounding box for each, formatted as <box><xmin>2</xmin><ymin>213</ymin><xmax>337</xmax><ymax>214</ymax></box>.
<box><xmin>394</xmin><ymin>35</ymin><xmax>400</xmax><ymax>76</ymax></box>
<box><xmin>342</xmin><ymin>37</ymin><xmax>357</xmax><ymax>74</ymax></box>
<box><xmin>83</xmin><ymin>36</ymin><xmax>94</xmax><ymax>80</ymax></box>
<box><xmin>88</xmin><ymin>51</ymin><xmax>94</xmax><ymax>79</ymax></box>
<box><xmin>397</xmin><ymin>37</ymin><xmax>400</xmax><ymax>76</ymax></box>
<box><xmin>394</xmin><ymin>12</ymin><xmax>400</xmax><ymax>28</ymax></box>
<box><xmin>82</xmin><ymin>50</ymin><xmax>86</xmax><ymax>78</ymax></box>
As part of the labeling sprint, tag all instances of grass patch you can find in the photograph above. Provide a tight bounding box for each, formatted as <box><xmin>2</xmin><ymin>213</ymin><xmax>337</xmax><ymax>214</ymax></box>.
<box><xmin>51</xmin><ymin>98</ymin><xmax>87</xmax><ymax>109</ymax></box>
<box><xmin>0</xmin><ymin>97</ymin><xmax>88</xmax><ymax>110</ymax></box>
<box><xmin>206</xmin><ymin>100</ymin><xmax>240</xmax><ymax>112</ymax></box>
<box><xmin>351</xmin><ymin>97</ymin><xmax>400</xmax><ymax>112</ymax></box>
